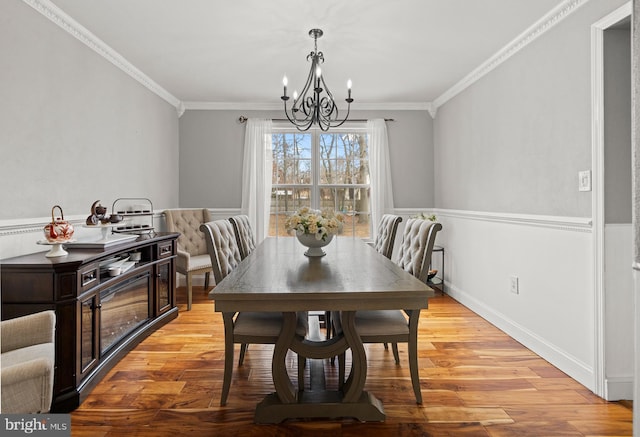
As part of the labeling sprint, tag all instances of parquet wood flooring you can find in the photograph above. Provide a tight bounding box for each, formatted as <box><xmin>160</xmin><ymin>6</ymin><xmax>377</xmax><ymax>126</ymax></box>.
<box><xmin>70</xmin><ymin>287</ymin><xmax>633</xmax><ymax>436</ymax></box>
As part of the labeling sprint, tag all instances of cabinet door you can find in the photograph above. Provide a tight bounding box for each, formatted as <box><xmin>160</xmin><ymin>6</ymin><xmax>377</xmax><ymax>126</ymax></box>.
<box><xmin>78</xmin><ymin>292</ymin><xmax>99</xmax><ymax>381</ymax></box>
<box><xmin>155</xmin><ymin>259</ymin><xmax>174</xmax><ymax>315</ymax></box>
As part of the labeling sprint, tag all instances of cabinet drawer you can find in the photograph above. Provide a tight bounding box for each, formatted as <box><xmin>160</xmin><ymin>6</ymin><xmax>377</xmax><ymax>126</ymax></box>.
<box><xmin>157</xmin><ymin>241</ymin><xmax>174</xmax><ymax>259</ymax></box>
<box><xmin>78</xmin><ymin>263</ymin><xmax>99</xmax><ymax>293</ymax></box>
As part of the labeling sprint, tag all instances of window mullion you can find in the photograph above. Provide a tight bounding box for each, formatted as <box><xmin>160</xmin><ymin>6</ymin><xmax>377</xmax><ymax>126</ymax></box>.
<box><xmin>312</xmin><ymin>129</ymin><xmax>320</xmax><ymax>210</ymax></box>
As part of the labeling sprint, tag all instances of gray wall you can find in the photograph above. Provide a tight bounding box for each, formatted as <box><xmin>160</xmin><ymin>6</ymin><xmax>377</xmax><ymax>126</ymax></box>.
<box><xmin>434</xmin><ymin>0</ymin><xmax>628</xmax><ymax>217</ymax></box>
<box><xmin>0</xmin><ymin>1</ymin><xmax>179</xmax><ymax>221</ymax></box>
<box><xmin>178</xmin><ymin>109</ymin><xmax>434</xmax><ymax>209</ymax></box>
<box><xmin>604</xmin><ymin>27</ymin><xmax>632</xmax><ymax>224</ymax></box>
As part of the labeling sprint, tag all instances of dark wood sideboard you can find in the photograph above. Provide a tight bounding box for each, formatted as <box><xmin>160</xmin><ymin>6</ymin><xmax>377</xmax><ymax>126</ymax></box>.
<box><xmin>1</xmin><ymin>232</ymin><xmax>180</xmax><ymax>412</ymax></box>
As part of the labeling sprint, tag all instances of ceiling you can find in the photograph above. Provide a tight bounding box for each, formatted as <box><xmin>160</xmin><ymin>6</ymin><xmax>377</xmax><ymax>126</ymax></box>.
<box><xmin>49</xmin><ymin>0</ymin><xmax>565</xmax><ymax>107</ymax></box>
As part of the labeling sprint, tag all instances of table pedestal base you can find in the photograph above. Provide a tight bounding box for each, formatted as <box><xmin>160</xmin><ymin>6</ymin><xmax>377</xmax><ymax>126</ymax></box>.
<box><xmin>254</xmin><ymin>390</ymin><xmax>385</xmax><ymax>424</ymax></box>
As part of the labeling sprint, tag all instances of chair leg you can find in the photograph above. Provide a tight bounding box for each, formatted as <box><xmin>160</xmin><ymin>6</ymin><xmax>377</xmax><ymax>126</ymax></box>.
<box><xmin>186</xmin><ymin>273</ymin><xmax>193</xmax><ymax>311</ymax></box>
<box><xmin>221</xmin><ymin>313</ymin><xmax>234</xmax><ymax>406</ymax></box>
<box><xmin>324</xmin><ymin>311</ymin><xmax>332</xmax><ymax>339</ymax></box>
<box><xmin>297</xmin><ymin>355</ymin><xmax>305</xmax><ymax>391</ymax></box>
<box><xmin>408</xmin><ymin>340</ymin><xmax>422</xmax><ymax>404</ymax></box>
<box><xmin>238</xmin><ymin>343</ymin><xmax>248</xmax><ymax>365</ymax></box>
<box><xmin>204</xmin><ymin>271</ymin><xmax>210</xmax><ymax>290</ymax></box>
<box><xmin>392</xmin><ymin>343</ymin><xmax>400</xmax><ymax>365</ymax></box>
<box><xmin>383</xmin><ymin>342</ymin><xmax>389</xmax><ymax>350</ymax></box>
<box><xmin>338</xmin><ymin>352</ymin><xmax>346</xmax><ymax>390</ymax></box>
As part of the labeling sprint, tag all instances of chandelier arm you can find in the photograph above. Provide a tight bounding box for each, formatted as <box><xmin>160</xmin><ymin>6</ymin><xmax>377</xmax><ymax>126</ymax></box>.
<box><xmin>283</xmin><ymin>91</ymin><xmax>316</xmax><ymax>131</ymax></box>
<box><xmin>292</xmin><ymin>58</ymin><xmax>318</xmax><ymax>122</ymax></box>
<box><xmin>327</xmin><ymin>102</ymin><xmax>352</xmax><ymax>128</ymax></box>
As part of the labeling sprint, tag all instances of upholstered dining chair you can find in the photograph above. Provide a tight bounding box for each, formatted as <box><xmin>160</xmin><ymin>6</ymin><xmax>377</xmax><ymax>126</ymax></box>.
<box><xmin>228</xmin><ymin>215</ymin><xmax>256</xmax><ymax>260</ymax></box>
<box><xmin>1</xmin><ymin>310</ymin><xmax>56</xmax><ymax>413</ymax></box>
<box><xmin>372</xmin><ymin>214</ymin><xmax>403</xmax><ymax>259</ymax></box>
<box><xmin>371</xmin><ymin>214</ymin><xmax>403</xmax><ymax>351</ymax></box>
<box><xmin>164</xmin><ymin>208</ymin><xmax>213</xmax><ymax>310</ymax></box>
<box><xmin>328</xmin><ymin>214</ymin><xmax>403</xmax><ymax>344</ymax></box>
<box><xmin>200</xmin><ymin>220</ymin><xmax>307</xmax><ymax>405</ymax></box>
<box><xmin>334</xmin><ymin>218</ymin><xmax>442</xmax><ymax>404</ymax></box>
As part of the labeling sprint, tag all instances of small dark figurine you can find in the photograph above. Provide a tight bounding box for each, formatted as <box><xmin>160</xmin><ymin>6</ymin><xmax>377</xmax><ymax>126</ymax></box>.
<box><xmin>86</xmin><ymin>200</ymin><xmax>108</xmax><ymax>225</ymax></box>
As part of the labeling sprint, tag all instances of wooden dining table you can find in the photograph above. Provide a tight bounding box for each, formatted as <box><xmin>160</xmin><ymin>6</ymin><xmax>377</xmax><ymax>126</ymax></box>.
<box><xmin>209</xmin><ymin>236</ymin><xmax>434</xmax><ymax>423</ymax></box>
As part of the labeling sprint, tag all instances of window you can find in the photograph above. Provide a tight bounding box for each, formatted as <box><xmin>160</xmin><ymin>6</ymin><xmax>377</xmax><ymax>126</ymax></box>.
<box><xmin>270</xmin><ymin>128</ymin><xmax>371</xmax><ymax>238</ymax></box>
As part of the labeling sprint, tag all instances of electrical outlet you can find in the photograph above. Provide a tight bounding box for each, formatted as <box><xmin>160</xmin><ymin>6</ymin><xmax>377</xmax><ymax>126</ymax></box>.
<box><xmin>510</xmin><ymin>276</ymin><xmax>519</xmax><ymax>294</ymax></box>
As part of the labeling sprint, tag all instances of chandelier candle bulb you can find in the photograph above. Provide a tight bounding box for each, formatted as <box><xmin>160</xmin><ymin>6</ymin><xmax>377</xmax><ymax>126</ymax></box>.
<box><xmin>282</xmin><ymin>76</ymin><xmax>288</xmax><ymax>97</ymax></box>
<box><xmin>347</xmin><ymin>79</ymin><xmax>352</xmax><ymax>99</ymax></box>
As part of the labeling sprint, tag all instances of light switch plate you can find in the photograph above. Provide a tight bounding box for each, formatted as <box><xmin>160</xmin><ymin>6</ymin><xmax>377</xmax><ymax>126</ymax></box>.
<box><xmin>578</xmin><ymin>170</ymin><xmax>591</xmax><ymax>192</ymax></box>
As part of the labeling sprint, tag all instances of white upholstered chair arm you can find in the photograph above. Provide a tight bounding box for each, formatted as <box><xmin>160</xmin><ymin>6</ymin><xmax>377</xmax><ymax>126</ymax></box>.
<box><xmin>1</xmin><ymin>311</ymin><xmax>55</xmax><ymax>353</ymax></box>
<box><xmin>2</xmin><ymin>356</ymin><xmax>54</xmax><ymax>386</ymax></box>
<box><xmin>176</xmin><ymin>249</ymin><xmax>190</xmax><ymax>272</ymax></box>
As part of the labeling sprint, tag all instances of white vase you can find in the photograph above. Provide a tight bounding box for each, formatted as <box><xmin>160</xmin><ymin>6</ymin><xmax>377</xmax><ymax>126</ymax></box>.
<box><xmin>296</xmin><ymin>233</ymin><xmax>334</xmax><ymax>257</ymax></box>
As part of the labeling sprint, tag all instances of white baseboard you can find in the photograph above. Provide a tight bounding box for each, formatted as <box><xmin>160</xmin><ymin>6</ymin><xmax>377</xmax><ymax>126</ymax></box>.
<box><xmin>446</xmin><ymin>283</ymin><xmax>595</xmax><ymax>391</ymax></box>
<box><xmin>605</xmin><ymin>376</ymin><xmax>634</xmax><ymax>401</ymax></box>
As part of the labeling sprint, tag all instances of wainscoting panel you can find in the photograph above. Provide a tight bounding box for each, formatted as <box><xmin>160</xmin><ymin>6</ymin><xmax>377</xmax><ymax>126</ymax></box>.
<box><xmin>428</xmin><ymin>209</ymin><xmax>596</xmax><ymax>391</ymax></box>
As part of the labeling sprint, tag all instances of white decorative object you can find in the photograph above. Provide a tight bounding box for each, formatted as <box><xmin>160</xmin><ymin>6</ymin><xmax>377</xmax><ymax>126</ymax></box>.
<box><xmin>296</xmin><ymin>232</ymin><xmax>334</xmax><ymax>257</ymax></box>
<box><xmin>43</xmin><ymin>205</ymin><xmax>74</xmax><ymax>243</ymax></box>
<box><xmin>285</xmin><ymin>207</ymin><xmax>344</xmax><ymax>257</ymax></box>
<box><xmin>37</xmin><ymin>240</ymin><xmax>74</xmax><ymax>258</ymax></box>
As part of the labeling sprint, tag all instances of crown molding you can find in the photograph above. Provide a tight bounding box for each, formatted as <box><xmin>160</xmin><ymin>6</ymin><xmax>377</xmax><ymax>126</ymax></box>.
<box><xmin>351</xmin><ymin>102</ymin><xmax>433</xmax><ymax>111</ymax></box>
<box><xmin>183</xmin><ymin>102</ymin><xmax>282</xmax><ymax>111</ymax></box>
<box><xmin>24</xmin><ymin>0</ymin><xmax>586</xmax><ymax>119</ymax></box>
<box><xmin>432</xmin><ymin>0</ymin><xmax>590</xmax><ymax>110</ymax></box>
<box><xmin>22</xmin><ymin>0</ymin><xmax>183</xmax><ymax>116</ymax></box>
<box><xmin>182</xmin><ymin>101</ymin><xmax>434</xmax><ymax>112</ymax></box>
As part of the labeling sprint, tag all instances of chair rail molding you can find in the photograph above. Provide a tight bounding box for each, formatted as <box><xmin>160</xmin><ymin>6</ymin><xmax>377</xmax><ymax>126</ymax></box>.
<box><xmin>427</xmin><ymin>208</ymin><xmax>592</xmax><ymax>233</ymax></box>
<box><xmin>432</xmin><ymin>0</ymin><xmax>590</xmax><ymax>113</ymax></box>
<box><xmin>20</xmin><ymin>0</ymin><xmax>184</xmax><ymax>117</ymax></box>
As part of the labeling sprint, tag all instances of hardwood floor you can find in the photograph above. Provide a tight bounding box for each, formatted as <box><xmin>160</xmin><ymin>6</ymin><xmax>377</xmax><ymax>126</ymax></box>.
<box><xmin>70</xmin><ymin>287</ymin><xmax>633</xmax><ymax>436</ymax></box>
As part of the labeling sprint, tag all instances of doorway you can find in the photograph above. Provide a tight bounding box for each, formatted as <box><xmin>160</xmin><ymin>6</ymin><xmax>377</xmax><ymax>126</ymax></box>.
<box><xmin>592</xmin><ymin>2</ymin><xmax>632</xmax><ymax>400</ymax></box>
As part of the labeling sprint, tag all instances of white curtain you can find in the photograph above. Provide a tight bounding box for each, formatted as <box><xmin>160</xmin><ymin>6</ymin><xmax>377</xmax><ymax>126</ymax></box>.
<box><xmin>241</xmin><ymin>118</ymin><xmax>273</xmax><ymax>243</ymax></box>
<box><xmin>368</xmin><ymin>119</ymin><xmax>394</xmax><ymax>241</ymax></box>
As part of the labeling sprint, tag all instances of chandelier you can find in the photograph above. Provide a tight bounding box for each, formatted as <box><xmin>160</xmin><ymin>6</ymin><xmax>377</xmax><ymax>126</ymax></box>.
<box><xmin>281</xmin><ymin>29</ymin><xmax>353</xmax><ymax>131</ymax></box>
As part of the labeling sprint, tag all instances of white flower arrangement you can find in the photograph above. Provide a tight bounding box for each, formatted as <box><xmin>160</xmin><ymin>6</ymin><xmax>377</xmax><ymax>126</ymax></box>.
<box><xmin>413</xmin><ymin>212</ymin><xmax>437</xmax><ymax>222</ymax></box>
<box><xmin>285</xmin><ymin>207</ymin><xmax>344</xmax><ymax>241</ymax></box>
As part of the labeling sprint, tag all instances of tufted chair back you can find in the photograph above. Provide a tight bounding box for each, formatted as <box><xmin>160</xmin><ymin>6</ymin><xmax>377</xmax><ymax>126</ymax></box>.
<box><xmin>163</xmin><ymin>209</ymin><xmax>213</xmax><ymax>310</ymax></box>
<box><xmin>200</xmin><ymin>220</ymin><xmax>243</xmax><ymax>284</ymax></box>
<box><xmin>395</xmin><ymin>218</ymin><xmax>442</xmax><ymax>283</ymax></box>
<box><xmin>372</xmin><ymin>214</ymin><xmax>402</xmax><ymax>259</ymax></box>
<box><xmin>164</xmin><ymin>209</ymin><xmax>212</xmax><ymax>259</ymax></box>
<box><xmin>228</xmin><ymin>215</ymin><xmax>256</xmax><ymax>260</ymax></box>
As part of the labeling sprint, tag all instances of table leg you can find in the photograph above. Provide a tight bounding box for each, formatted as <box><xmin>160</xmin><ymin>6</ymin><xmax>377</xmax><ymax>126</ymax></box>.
<box><xmin>272</xmin><ymin>311</ymin><xmax>298</xmax><ymax>404</ymax></box>
<box><xmin>254</xmin><ymin>310</ymin><xmax>385</xmax><ymax>423</ymax></box>
<box><xmin>340</xmin><ymin>311</ymin><xmax>367</xmax><ymax>402</ymax></box>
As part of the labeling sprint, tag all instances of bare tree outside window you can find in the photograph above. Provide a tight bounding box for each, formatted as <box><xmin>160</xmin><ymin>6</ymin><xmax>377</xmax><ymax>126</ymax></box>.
<box><xmin>270</xmin><ymin>129</ymin><xmax>370</xmax><ymax>238</ymax></box>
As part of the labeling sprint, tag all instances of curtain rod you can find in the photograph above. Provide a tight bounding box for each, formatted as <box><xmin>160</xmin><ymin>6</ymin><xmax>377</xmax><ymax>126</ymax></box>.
<box><xmin>237</xmin><ymin>116</ymin><xmax>394</xmax><ymax>124</ymax></box>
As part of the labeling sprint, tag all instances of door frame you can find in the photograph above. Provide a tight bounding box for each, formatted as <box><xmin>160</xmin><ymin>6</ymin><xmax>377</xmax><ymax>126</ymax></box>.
<box><xmin>590</xmin><ymin>1</ymin><xmax>632</xmax><ymax>399</ymax></box>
